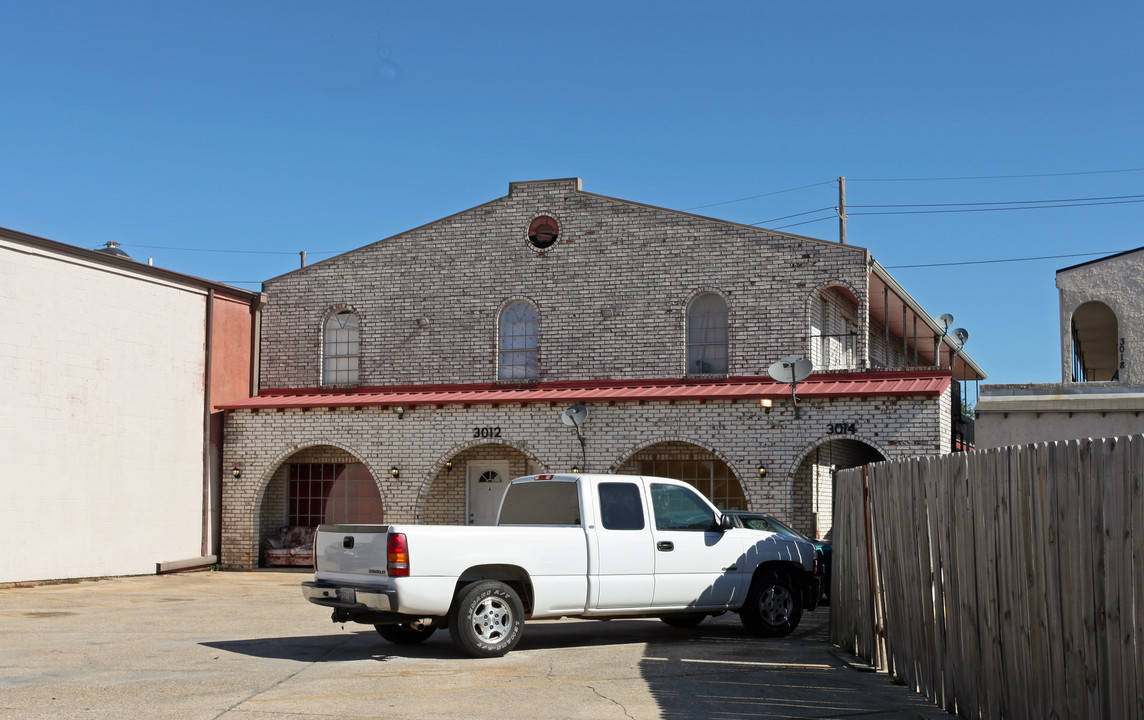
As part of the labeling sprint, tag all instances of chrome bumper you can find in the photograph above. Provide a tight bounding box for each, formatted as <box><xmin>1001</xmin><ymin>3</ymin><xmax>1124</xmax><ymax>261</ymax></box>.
<box><xmin>302</xmin><ymin>581</ymin><xmax>396</xmax><ymax>613</ymax></box>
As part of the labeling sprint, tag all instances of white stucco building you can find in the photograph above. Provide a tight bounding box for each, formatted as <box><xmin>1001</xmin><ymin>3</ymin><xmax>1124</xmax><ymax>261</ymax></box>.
<box><xmin>976</xmin><ymin>246</ymin><xmax>1144</xmax><ymax>448</ymax></box>
<box><xmin>1</xmin><ymin>227</ymin><xmax>261</xmax><ymax>583</ymax></box>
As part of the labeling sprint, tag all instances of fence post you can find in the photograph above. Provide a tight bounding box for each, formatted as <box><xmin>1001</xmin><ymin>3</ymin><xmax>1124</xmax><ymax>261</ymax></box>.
<box><xmin>863</xmin><ymin>465</ymin><xmax>882</xmax><ymax>669</ymax></box>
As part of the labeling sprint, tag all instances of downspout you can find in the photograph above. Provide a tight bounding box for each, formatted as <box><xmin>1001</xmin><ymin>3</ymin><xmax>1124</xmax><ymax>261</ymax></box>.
<box><xmin>202</xmin><ymin>288</ymin><xmax>214</xmax><ymax>558</ymax></box>
<box><xmin>251</xmin><ymin>292</ymin><xmax>267</xmax><ymax>396</ymax></box>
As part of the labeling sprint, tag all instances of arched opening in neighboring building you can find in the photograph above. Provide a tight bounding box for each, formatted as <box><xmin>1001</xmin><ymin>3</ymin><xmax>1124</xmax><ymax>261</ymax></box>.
<box><xmin>258</xmin><ymin>444</ymin><xmax>382</xmax><ymax>566</ymax></box>
<box><xmin>615</xmin><ymin>441</ymin><xmax>746</xmax><ymax>510</ymax></box>
<box><xmin>1071</xmin><ymin>301</ymin><xmax>1119</xmax><ymax>381</ymax></box>
<box><xmin>423</xmin><ymin>444</ymin><xmax>541</xmax><ymax>525</ymax></box>
<box><xmin>791</xmin><ymin>438</ymin><xmax>885</xmax><ymax>540</ymax></box>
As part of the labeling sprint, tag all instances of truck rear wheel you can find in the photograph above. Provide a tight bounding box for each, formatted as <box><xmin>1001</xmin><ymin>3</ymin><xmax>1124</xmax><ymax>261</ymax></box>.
<box><xmin>375</xmin><ymin>623</ymin><xmax>437</xmax><ymax>645</ymax></box>
<box><xmin>448</xmin><ymin>580</ymin><xmax>524</xmax><ymax>658</ymax></box>
<box><xmin>740</xmin><ymin>569</ymin><xmax>802</xmax><ymax>637</ymax></box>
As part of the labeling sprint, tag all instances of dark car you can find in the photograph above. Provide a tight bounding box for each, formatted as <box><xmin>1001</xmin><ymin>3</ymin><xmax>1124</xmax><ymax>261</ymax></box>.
<box><xmin>727</xmin><ymin>512</ymin><xmax>832</xmax><ymax>601</ymax></box>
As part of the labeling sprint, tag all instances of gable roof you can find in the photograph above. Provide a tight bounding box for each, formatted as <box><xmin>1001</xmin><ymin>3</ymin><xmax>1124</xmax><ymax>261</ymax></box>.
<box><xmin>1058</xmin><ymin>245</ymin><xmax>1144</xmax><ymax>274</ymax></box>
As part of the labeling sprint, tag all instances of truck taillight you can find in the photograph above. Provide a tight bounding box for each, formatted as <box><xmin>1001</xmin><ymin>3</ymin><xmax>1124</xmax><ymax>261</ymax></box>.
<box><xmin>387</xmin><ymin>533</ymin><xmax>410</xmax><ymax>577</ymax></box>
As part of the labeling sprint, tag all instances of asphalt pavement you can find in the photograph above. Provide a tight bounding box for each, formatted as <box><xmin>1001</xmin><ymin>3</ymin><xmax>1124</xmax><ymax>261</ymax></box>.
<box><xmin>0</xmin><ymin>570</ymin><xmax>951</xmax><ymax>719</ymax></box>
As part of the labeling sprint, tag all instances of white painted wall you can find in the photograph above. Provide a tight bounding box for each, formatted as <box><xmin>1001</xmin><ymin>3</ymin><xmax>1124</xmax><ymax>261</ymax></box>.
<box><xmin>1</xmin><ymin>239</ymin><xmax>207</xmax><ymax>582</ymax></box>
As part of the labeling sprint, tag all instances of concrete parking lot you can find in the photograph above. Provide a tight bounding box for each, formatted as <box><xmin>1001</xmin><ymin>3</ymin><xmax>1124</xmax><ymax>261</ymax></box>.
<box><xmin>0</xmin><ymin>571</ymin><xmax>949</xmax><ymax>719</ymax></box>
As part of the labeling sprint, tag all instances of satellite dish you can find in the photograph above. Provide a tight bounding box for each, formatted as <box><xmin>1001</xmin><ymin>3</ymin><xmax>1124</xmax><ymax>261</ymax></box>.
<box><xmin>952</xmin><ymin>328</ymin><xmax>969</xmax><ymax>346</ymax></box>
<box><xmin>767</xmin><ymin>357</ymin><xmax>813</xmax><ymax>384</ymax></box>
<box><xmin>937</xmin><ymin>313</ymin><xmax>954</xmax><ymax>332</ymax></box>
<box><xmin>560</xmin><ymin>405</ymin><xmax>588</xmax><ymax>427</ymax></box>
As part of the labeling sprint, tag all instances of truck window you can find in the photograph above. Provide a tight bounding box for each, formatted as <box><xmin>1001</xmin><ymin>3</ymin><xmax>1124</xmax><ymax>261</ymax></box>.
<box><xmin>497</xmin><ymin>481</ymin><xmax>581</xmax><ymax>525</ymax></box>
<box><xmin>650</xmin><ymin>483</ymin><xmax>718</xmax><ymax>531</ymax></box>
<box><xmin>598</xmin><ymin>482</ymin><xmax>645</xmax><ymax>530</ymax></box>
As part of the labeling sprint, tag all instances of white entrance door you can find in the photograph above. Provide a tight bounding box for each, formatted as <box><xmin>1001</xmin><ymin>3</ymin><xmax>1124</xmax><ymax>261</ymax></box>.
<box><xmin>467</xmin><ymin>461</ymin><xmax>511</xmax><ymax>526</ymax></box>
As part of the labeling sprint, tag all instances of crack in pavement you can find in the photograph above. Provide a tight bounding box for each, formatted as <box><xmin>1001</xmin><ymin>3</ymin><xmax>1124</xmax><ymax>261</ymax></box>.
<box><xmin>586</xmin><ymin>683</ymin><xmax>636</xmax><ymax>720</ymax></box>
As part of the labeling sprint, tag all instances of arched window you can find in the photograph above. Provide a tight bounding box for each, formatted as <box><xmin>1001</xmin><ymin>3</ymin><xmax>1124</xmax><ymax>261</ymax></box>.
<box><xmin>1072</xmin><ymin>301</ymin><xmax>1119</xmax><ymax>381</ymax></box>
<box><xmin>686</xmin><ymin>293</ymin><xmax>728</xmax><ymax>375</ymax></box>
<box><xmin>499</xmin><ymin>301</ymin><xmax>538</xmax><ymax>380</ymax></box>
<box><xmin>323</xmin><ymin>309</ymin><xmax>359</xmax><ymax>385</ymax></box>
<box><xmin>811</xmin><ymin>286</ymin><xmax>859</xmax><ymax>370</ymax></box>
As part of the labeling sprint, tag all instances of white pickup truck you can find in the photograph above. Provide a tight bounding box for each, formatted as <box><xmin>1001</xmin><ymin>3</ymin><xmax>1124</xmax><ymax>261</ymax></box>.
<box><xmin>303</xmin><ymin>473</ymin><xmax>821</xmax><ymax>657</ymax></box>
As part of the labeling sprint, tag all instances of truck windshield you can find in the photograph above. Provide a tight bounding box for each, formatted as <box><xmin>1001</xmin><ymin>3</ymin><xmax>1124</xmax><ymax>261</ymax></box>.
<box><xmin>497</xmin><ymin>481</ymin><xmax>581</xmax><ymax>525</ymax></box>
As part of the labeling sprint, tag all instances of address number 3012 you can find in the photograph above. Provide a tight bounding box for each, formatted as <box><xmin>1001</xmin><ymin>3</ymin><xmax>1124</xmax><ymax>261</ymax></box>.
<box><xmin>827</xmin><ymin>423</ymin><xmax>857</xmax><ymax>435</ymax></box>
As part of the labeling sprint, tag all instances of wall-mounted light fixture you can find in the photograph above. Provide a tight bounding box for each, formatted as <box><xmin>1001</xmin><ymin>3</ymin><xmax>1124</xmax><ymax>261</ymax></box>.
<box><xmin>444</xmin><ymin>460</ymin><xmax>454</xmax><ymax>473</ymax></box>
<box><xmin>392</xmin><ymin>405</ymin><xmax>405</xmax><ymax>420</ymax></box>
<box><xmin>757</xmin><ymin>464</ymin><xmax>767</xmax><ymax>479</ymax></box>
<box><xmin>232</xmin><ymin>466</ymin><xmax>242</xmax><ymax>480</ymax></box>
<box><xmin>760</xmin><ymin>398</ymin><xmax>772</xmax><ymax>414</ymax></box>
<box><xmin>571</xmin><ymin>465</ymin><xmax>581</xmax><ymax>474</ymax></box>
<box><xmin>390</xmin><ymin>466</ymin><xmax>400</xmax><ymax>479</ymax></box>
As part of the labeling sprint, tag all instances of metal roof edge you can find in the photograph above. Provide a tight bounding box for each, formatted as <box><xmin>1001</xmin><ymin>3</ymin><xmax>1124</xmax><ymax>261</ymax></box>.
<box><xmin>869</xmin><ymin>259</ymin><xmax>987</xmax><ymax>381</ymax></box>
<box><xmin>220</xmin><ymin>369</ymin><xmax>952</xmax><ymax>410</ymax></box>
<box><xmin>0</xmin><ymin>225</ymin><xmax>261</xmax><ymax>299</ymax></box>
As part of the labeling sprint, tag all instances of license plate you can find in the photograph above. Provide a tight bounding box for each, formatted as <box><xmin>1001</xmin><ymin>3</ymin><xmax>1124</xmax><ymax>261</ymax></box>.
<box><xmin>337</xmin><ymin>587</ymin><xmax>356</xmax><ymax>604</ymax></box>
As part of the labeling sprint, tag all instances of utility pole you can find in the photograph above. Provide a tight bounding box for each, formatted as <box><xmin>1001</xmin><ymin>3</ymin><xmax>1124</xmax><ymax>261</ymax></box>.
<box><xmin>837</xmin><ymin>176</ymin><xmax>847</xmax><ymax>245</ymax></box>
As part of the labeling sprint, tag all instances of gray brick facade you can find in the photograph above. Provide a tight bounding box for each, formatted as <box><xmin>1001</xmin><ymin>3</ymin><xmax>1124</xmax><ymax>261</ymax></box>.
<box><xmin>221</xmin><ymin>178</ymin><xmax>968</xmax><ymax>569</ymax></box>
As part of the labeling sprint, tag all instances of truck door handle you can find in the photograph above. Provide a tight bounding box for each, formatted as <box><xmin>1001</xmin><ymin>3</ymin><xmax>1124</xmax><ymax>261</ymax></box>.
<box><xmin>657</xmin><ymin>541</ymin><xmax>674</xmax><ymax>552</ymax></box>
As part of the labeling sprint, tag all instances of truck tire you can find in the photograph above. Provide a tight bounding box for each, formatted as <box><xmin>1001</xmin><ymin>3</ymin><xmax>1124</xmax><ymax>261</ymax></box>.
<box><xmin>659</xmin><ymin>612</ymin><xmax>707</xmax><ymax>627</ymax></box>
<box><xmin>448</xmin><ymin>580</ymin><xmax>524</xmax><ymax>658</ymax></box>
<box><xmin>375</xmin><ymin>623</ymin><xmax>437</xmax><ymax>645</ymax></box>
<box><xmin>740</xmin><ymin>569</ymin><xmax>803</xmax><ymax>637</ymax></box>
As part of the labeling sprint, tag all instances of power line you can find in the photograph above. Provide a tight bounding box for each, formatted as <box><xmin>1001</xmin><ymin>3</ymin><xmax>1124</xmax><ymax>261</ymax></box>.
<box><xmin>851</xmin><ymin>191</ymin><xmax>1144</xmax><ymax>208</ymax></box>
<box><xmin>850</xmin><ymin>167</ymin><xmax>1144</xmax><ymax>182</ymax></box>
<box><xmin>128</xmin><ymin>243</ymin><xmax>346</xmax><ymax>256</ymax></box>
<box><xmin>750</xmin><ymin>206</ymin><xmax>836</xmax><ymax>225</ymax></box>
<box><xmin>684</xmin><ymin>180</ymin><xmax>834</xmax><ymax>211</ymax></box>
<box><xmin>885</xmin><ymin>250</ymin><xmax>1128</xmax><ymax>269</ymax></box>
<box><xmin>772</xmin><ymin>215</ymin><xmax>836</xmax><ymax>230</ymax></box>
<box><xmin>851</xmin><ymin>198</ymin><xmax>1144</xmax><ymax>216</ymax></box>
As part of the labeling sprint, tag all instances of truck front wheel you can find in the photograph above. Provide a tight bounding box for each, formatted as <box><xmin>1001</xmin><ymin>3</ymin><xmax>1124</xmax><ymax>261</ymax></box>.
<box><xmin>375</xmin><ymin>623</ymin><xmax>437</xmax><ymax>645</ymax></box>
<box><xmin>448</xmin><ymin>580</ymin><xmax>524</xmax><ymax>658</ymax></box>
<box><xmin>740</xmin><ymin>570</ymin><xmax>803</xmax><ymax>637</ymax></box>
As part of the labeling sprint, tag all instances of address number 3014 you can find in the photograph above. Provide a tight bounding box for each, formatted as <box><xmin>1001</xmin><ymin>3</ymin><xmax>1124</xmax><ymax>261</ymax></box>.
<box><xmin>827</xmin><ymin>423</ymin><xmax>857</xmax><ymax>435</ymax></box>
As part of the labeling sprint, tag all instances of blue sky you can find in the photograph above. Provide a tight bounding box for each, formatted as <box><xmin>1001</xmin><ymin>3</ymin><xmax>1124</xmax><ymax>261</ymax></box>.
<box><xmin>4</xmin><ymin>2</ymin><xmax>1142</xmax><ymax>391</ymax></box>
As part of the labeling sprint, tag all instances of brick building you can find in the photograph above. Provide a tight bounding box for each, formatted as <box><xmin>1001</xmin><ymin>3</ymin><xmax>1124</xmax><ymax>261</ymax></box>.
<box><xmin>219</xmin><ymin>178</ymin><xmax>984</xmax><ymax>569</ymax></box>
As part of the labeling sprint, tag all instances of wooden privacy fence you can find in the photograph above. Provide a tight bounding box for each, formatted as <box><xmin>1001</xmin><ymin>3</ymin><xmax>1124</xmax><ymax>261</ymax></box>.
<box><xmin>830</xmin><ymin>435</ymin><xmax>1144</xmax><ymax>720</ymax></box>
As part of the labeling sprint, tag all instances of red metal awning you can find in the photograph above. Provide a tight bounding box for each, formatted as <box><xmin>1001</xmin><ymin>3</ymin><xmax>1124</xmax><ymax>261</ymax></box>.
<box><xmin>219</xmin><ymin>370</ymin><xmax>952</xmax><ymax>411</ymax></box>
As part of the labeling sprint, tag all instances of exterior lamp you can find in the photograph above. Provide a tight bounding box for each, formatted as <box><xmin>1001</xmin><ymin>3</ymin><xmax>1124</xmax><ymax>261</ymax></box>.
<box><xmin>232</xmin><ymin>466</ymin><xmax>242</xmax><ymax>480</ymax></box>
<box><xmin>760</xmin><ymin>398</ymin><xmax>772</xmax><ymax>413</ymax></box>
<box><xmin>444</xmin><ymin>460</ymin><xmax>454</xmax><ymax>473</ymax></box>
<box><xmin>390</xmin><ymin>466</ymin><xmax>400</xmax><ymax>479</ymax></box>
<box><xmin>392</xmin><ymin>405</ymin><xmax>405</xmax><ymax>419</ymax></box>
<box><xmin>757</xmin><ymin>464</ymin><xmax>767</xmax><ymax>479</ymax></box>
<box><xmin>571</xmin><ymin>465</ymin><xmax>581</xmax><ymax>474</ymax></box>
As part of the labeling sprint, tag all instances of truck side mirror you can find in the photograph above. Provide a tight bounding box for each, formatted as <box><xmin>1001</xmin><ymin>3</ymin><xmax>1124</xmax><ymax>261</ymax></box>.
<box><xmin>720</xmin><ymin>514</ymin><xmax>736</xmax><ymax>531</ymax></box>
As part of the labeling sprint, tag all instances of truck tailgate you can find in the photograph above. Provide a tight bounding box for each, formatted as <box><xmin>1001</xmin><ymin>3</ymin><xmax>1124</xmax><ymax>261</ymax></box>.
<box><xmin>313</xmin><ymin>524</ymin><xmax>390</xmax><ymax>577</ymax></box>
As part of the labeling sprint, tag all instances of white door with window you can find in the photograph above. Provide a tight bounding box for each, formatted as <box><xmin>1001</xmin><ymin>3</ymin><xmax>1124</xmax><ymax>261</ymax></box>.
<box><xmin>467</xmin><ymin>461</ymin><xmax>511</xmax><ymax>526</ymax></box>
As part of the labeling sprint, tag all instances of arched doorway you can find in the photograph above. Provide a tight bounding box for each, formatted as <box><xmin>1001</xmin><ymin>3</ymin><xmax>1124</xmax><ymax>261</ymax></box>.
<box><xmin>1071</xmin><ymin>301</ymin><xmax>1119</xmax><ymax>381</ymax></box>
<box><xmin>616</xmin><ymin>441</ymin><xmax>746</xmax><ymax>510</ymax></box>
<box><xmin>258</xmin><ymin>445</ymin><xmax>382</xmax><ymax>565</ymax></box>
<box><xmin>423</xmin><ymin>444</ymin><xmax>540</xmax><ymax>525</ymax></box>
<box><xmin>792</xmin><ymin>438</ymin><xmax>884</xmax><ymax>540</ymax></box>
